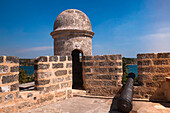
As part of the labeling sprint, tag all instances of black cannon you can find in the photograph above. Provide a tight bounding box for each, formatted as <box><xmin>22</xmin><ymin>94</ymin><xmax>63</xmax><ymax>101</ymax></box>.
<box><xmin>117</xmin><ymin>73</ymin><xmax>135</xmax><ymax>113</ymax></box>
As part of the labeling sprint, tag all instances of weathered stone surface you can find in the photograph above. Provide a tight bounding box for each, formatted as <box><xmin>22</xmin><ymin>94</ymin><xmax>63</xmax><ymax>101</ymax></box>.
<box><xmin>84</xmin><ymin>56</ymin><xmax>92</xmax><ymax>60</ymax></box>
<box><xmin>138</xmin><ymin>67</ymin><xmax>154</xmax><ymax>73</ymax></box>
<box><xmin>157</xmin><ymin>53</ymin><xmax>170</xmax><ymax>58</ymax></box>
<box><xmin>49</xmin><ymin>56</ymin><xmax>58</xmax><ymax>62</ymax></box>
<box><xmin>2</xmin><ymin>74</ymin><xmax>18</xmax><ymax>84</ymax></box>
<box><xmin>66</xmin><ymin>63</ymin><xmax>72</xmax><ymax>68</ymax></box>
<box><xmin>52</xmin><ymin>63</ymin><xmax>63</xmax><ymax>68</ymax></box>
<box><xmin>95</xmin><ymin>68</ymin><xmax>107</xmax><ymax>73</ymax></box>
<box><xmin>96</xmin><ymin>75</ymin><xmax>111</xmax><ymax>80</ymax></box>
<box><xmin>0</xmin><ymin>56</ymin><xmax>4</xmax><ymax>63</ymax></box>
<box><xmin>137</xmin><ymin>53</ymin><xmax>155</xmax><ymax>59</ymax></box>
<box><xmin>67</xmin><ymin>90</ymin><xmax>72</xmax><ymax>98</ymax></box>
<box><xmin>104</xmin><ymin>81</ymin><xmax>116</xmax><ymax>86</ymax></box>
<box><xmin>155</xmin><ymin>67</ymin><xmax>170</xmax><ymax>73</ymax></box>
<box><xmin>65</xmin><ymin>76</ymin><xmax>72</xmax><ymax>81</ymax></box>
<box><xmin>138</xmin><ymin>60</ymin><xmax>151</xmax><ymax>66</ymax></box>
<box><xmin>60</xmin><ymin>56</ymin><xmax>66</xmax><ymax>61</ymax></box>
<box><xmin>55</xmin><ymin>91</ymin><xmax>66</xmax><ymax>97</ymax></box>
<box><xmin>109</xmin><ymin>55</ymin><xmax>121</xmax><ymax>60</ymax></box>
<box><xmin>18</xmin><ymin>102</ymin><xmax>34</xmax><ymax>109</ymax></box>
<box><xmin>94</xmin><ymin>56</ymin><xmax>107</xmax><ymax>60</ymax></box>
<box><xmin>35</xmin><ymin>72</ymin><xmax>52</xmax><ymax>79</ymax></box>
<box><xmin>84</xmin><ymin>68</ymin><xmax>91</xmax><ymax>72</ymax></box>
<box><xmin>69</xmin><ymin>70</ymin><xmax>72</xmax><ymax>74</ymax></box>
<box><xmin>153</xmin><ymin>60</ymin><xmax>168</xmax><ymax>65</ymax></box>
<box><xmin>61</xmin><ymin>82</ymin><xmax>69</xmax><ymax>88</ymax></box>
<box><xmin>0</xmin><ymin>65</ymin><xmax>8</xmax><ymax>73</ymax></box>
<box><xmin>10</xmin><ymin>83</ymin><xmax>19</xmax><ymax>91</ymax></box>
<box><xmin>109</xmin><ymin>68</ymin><xmax>122</xmax><ymax>73</ymax></box>
<box><xmin>38</xmin><ymin>64</ymin><xmax>50</xmax><ymax>70</ymax></box>
<box><xmin>84</xmin><ymin>74</ymin><xmax>94</xmax><ymax>79</ymax></box>
<box><xmin>112</xmin><ymin>75</ymin><xmax>120</xmax><ymax>80</ymax></box>
<box><xmin>0</xmin><ymin>85</ymin><xmax>10</xmax><ymax>92</ymax></box>
<box><xmin>84</xmin><ymin>62</ymin><xmax>93</xmax><ymax>66</ymax></box>
<box><xmin>68</xmin><ymin>56</ymin><xmax>72</xmax><ymax>61</ymax></box>
<box><xmin>6</xmin><ymin>56</ymin><xmax>19</xmax><ymax>63</ymax></box>
<box><xmin>5</xmin><ymin>94</ymin><xmax>13</xmax><ymax>101</ymax></box>
<box><xmin>35</xmin><ymin>56</ymin><xmax>47</xmax><ymax>62</ymax></box>
<box><xmin>35</xmin><ymin>87</ymin><xmax>44</xmax><ymax>91</ymax></box>
<box><xmin>35</xmin><ymin>80</ymin><xmax>50</xmax><ymax>85</ymax></box>
<box><xmin>27</xmin><ymin>93</ymin><xmax>33</xmax><ymax>98</ymax></box>
<box><xmin>91</xmin><ymin>81</ymin><xmax>102</xmax><ymax>86</ymax></box>
<box><xmin>52</xmin><ymin>77</ymin><xmax>64</xmax><ymax>83</ymax></box>
<box><xmin>55</xmin><ymin>70</ymin><xmax>67</xmax><ymax>76</ymax></box>
<box><xmin>45</xmin><ymin>85</ymin><xmax>60</xmax><ymax>92</ymax></box>
<box><xmin>10</xmin><ymin>66</ymin><xmax>19</xmax><ymax>72</ymax></box>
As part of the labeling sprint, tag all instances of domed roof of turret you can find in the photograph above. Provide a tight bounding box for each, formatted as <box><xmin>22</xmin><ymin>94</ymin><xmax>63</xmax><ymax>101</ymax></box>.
<box><xmin>53</xmin><ymin>9</ymin><xmax>92</xmax><ymax>31</ymax></box>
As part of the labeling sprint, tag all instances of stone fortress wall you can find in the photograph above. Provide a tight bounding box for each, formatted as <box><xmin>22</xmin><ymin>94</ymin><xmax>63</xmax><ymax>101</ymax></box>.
<box><xmin>0</xmin><ymin>9</ymin><xmax>170</xmax><ymax>112</ymax></box>
<box><xmin>0</xmin><ymin>56</ymin><xmax>72</xmax><ymax>112</ymax></box>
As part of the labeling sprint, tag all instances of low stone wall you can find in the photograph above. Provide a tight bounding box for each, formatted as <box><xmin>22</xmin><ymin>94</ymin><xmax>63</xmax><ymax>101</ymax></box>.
<box><xmin>134</xmin><ymin>52</ymin><xmax>170</xmax><ymax>100</ymax></box>
<box><xmin>0</xmin><ymin>55</ymin><xmax>72</xmax><ymax>113</ymax></box>
<box><xmin>83</xmin><ymin>55</ymin><xmax>123</xmax><ymax>96</ymax></box>
<box><xmin>0</xmin><ymin>56</ymin><xmax>19</xmax><ymax>105</ymax></box>
<box><xmin>34</xmin><ymin>56</ymin><xmax>72</xmax><ymax>98</ymax></box>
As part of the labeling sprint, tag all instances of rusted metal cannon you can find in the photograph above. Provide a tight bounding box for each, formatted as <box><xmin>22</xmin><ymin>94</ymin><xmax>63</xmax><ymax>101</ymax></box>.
<box><xmin>117</xmin><ymin>73</ymin><xmax>135</xmax><ymax>113</ymax></box>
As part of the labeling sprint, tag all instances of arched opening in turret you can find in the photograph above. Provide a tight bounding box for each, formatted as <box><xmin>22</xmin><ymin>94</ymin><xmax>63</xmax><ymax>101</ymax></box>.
<box><xmin>72</xmin><ymin>49</ymin><xmax>84</xmax><ymax>89</ymax></box>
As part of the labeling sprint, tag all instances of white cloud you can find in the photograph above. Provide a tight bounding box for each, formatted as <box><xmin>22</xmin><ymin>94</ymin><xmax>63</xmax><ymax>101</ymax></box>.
<box><xmin>19</xmin><ymin>46</ymin><xmax>53</xmax><ymax>52</ymax></box>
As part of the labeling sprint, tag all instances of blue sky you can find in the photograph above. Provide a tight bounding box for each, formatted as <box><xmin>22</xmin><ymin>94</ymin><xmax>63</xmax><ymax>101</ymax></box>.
<box><xmin>0</xmin><ymin>0</ymin><xmax>170</xmax><ymax>58</ymax></box>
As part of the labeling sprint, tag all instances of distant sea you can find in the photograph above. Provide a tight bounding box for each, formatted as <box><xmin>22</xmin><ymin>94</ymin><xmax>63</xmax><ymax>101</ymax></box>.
<box><xmin>127</xmin><ymin>65</ymin><xmax>138</xmax><ymax>77</ymax></box>
<box><xmin>19</xmin><ymin>66</ymin><xmax>34</xmax><ymax>75</ymax></box>
<box><xmin>20</xmin><ymin>65</ymin><xmax>138</xmax><ymax>76</ymax></box>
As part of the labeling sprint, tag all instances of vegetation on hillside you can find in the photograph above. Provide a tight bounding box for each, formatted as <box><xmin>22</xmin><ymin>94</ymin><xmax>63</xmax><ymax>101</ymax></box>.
<box><xmin>122</xmin><ymin>57</ymin><xmax>138</xmax><ymax>84</ymax></box>
<box><xmin>19</xmin><ymin>68</ymin><xmax>34</xmax><ymax>84</ymax></box>
<box><xmin>19</xmin><ymin>59</ymin><xmax>34</xmax><ymax>66</ymax></box>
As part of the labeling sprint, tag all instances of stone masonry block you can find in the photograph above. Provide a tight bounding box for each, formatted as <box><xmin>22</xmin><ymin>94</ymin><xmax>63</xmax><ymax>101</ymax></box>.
<box><xmin>113</xmin><ymin>75</ymin><xmax>121</xmax><ymax>80</ymax></box>
<box><xmin>95</xmin><ymin>68</ymin><xmax>108</xmax><ymax>73</ymax></box>
<box><xmin>52</xmin><ymin>63</ymin><xmax>63</xmax><ymax>69</ymax></box>
<box><xmin>5</xmin><ymin>93</ymin><xmax>13</xmax><ymax>101</ymax></box>
<box><xmin>109</xmin><ymin>55</ymin><xmax>121</xmax><ymax>60</ymax></box>
<box><xmin>96</xmin><ymin>74</ymin><xmax>111</xmax><ymax>80</ymax></box>
<box><xmin>138</xmin><ymin>67</ymin><xmax>154</xmax><ymax>73</ymax></box>
<box><xmin>53</xmin><ymin>77</ymin><xmax>64</xmax><ymax>83</ymax></box>
<box><xmin>2</xmin><ymin>74</ymin><xmax>18</xmax><ymax>84</ymax></box>
<box><xmin>137</xmin><ymin>53</ymin><xmax>155</xmax><ymax>59</ymax></box>
<box><xmin>10</xmin><ymin>83</ymin><xmax>19</xmax><ymax>91</ymax></box>
<box><xmin>153</xmin><ymin>60</ymin><xmax>168</xmax><ymax>65</ymax></box>
<box><xmin>84</xmin><ymin>62</ymin><xmax>93</xmax><ymax>66</ymax></box>
<box><xmin>84</xmin><ymin>56</ymin><xmax>92</xmax><ymax>60</ymax></box>
<box><xmin>66</xmin><ymin>63</ymin><xmax>72</xmax><ymax>68</ymax></box>
<box><xmin>10</xmin><ymin>66</ymin><xmax>19</xmax><ymax>72</ymax></box>
<box><xmin>38</xmin><ymin>64</ymin><xmax>50</xmax><ymax>70</ymax></box>
<box><xmin>99</xmin><ymin>62</ymin><xmax>108</xmax><ymax>66</ymax></box>
<box><xmin>138</xmin><ymin>60</ymin><xmax>151</xmax><ymax>66</ymax></box>
<box><xmin>0</xmin><ymin>85</ymin><xmax>10</xmax><ymax>92</ymax></box>
<box><xmin>35</xmin><ymin>56</ymin><xmax>47</xmax><ymax>62</ymax></box>
<box><xmin>91</xmin><ymin>81</ymin><xmax>102</xmax><ymax>86</ymax></box>
<box><xmin>69</xmin><ymin>70</ymin><xmax>72</xmax><ymax>74</ymax></box>
<box><xmin>84</xmin><ymin>74</ymin><xmax>94</xmax><ymax>79</ymax></box>
<box><xmin>35</xmin><ymin>80</ymin><xmax>50</xmax><ymax>85</ymax></box>
<box><xmin>157</xmin><ymin>53</ymin><xmax>170</xmax><ymax>58</ymax></box>
<box><xmin>94</xmin><ymin>55</ymin><xmax>107</xmax><ymax>60</ymax></box>
<box><xmin>155</xmin><ymin>67</ymin><xmax>170</xmax><ymax>73</ymax></box>
<box><xmin>0</xmin><ymin>56</ymin><xmax>4</xmax><ymax>63</ymax></box>
<box><xmin>0</xmin><ymin>65</ymin><xmax>8</xmax><ymax>73</ymax></box>
<box><xmin>109</xmin><ymin>68</ymin><xmax>122</xmax><ymax>73</ymax></box>
<box><xmin>34</xmin><ymin>72</ymin><xmax>52</xmax><ymax>79</ymax></box>
<box><xmin>55</xmin><ymin>70</ymin><xmax>67</xmax><ymax>76</ymax></box>
<box><xmin>65</xmin><ymin>76</ymin><xmax>72</xmax><ymax>81</ymax></box>
<box><xmin>104</xmin><ymin>81</ymin><xmax>116</xmax><ymax>86</ymax></box>
<box><xmin>60</xmin><ymin>56</ymin><xmax>66</xmax><ymax>61</ymax></box>
<box><xmin>84</xmin><ymin>68</ymin><xmax>91</xmax><ymax>72</ymax></box>
<box><xmin>49</xmin><ymin>56</ymin><xmax>58</xmax><ymax>62</ymax></box>
<box><xmin>61</xmin><ymin>82</ymin><xmax>69</xmax><ymax>88</ymax></box>
<box><xmin>68</xmin><ymin>56</ymin><xmax>72</xmax><ymax>61</ymax></box>
<box><xmin>6</xmin><ymin>56</ymin><xmax>19</xmax><ymax>63</ymax></box>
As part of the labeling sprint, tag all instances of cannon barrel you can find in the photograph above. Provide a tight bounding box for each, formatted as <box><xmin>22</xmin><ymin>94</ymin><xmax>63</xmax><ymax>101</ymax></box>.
<box><xmin>117</xmin><ymin>73</ymin><xmax>135</xmax><ymax>113</ymax></box>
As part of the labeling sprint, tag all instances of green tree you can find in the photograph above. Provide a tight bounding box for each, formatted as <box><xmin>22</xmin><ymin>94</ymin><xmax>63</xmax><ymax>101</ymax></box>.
<box><xmin>122</xmin><ymin>57</ymin><xmax>129</xmax><ymax>83</ymax></box>
<box><xmin>19</xmin><ymin>68</ymin><xmax>34</xmax><ymax>84</ymax></box>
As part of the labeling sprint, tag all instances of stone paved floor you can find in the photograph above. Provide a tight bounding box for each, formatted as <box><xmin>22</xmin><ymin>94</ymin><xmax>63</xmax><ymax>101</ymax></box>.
<box><xmin>19</xmin><ymin>97</ymin><xmax>170</xmax><ymax>113</ymax></box>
